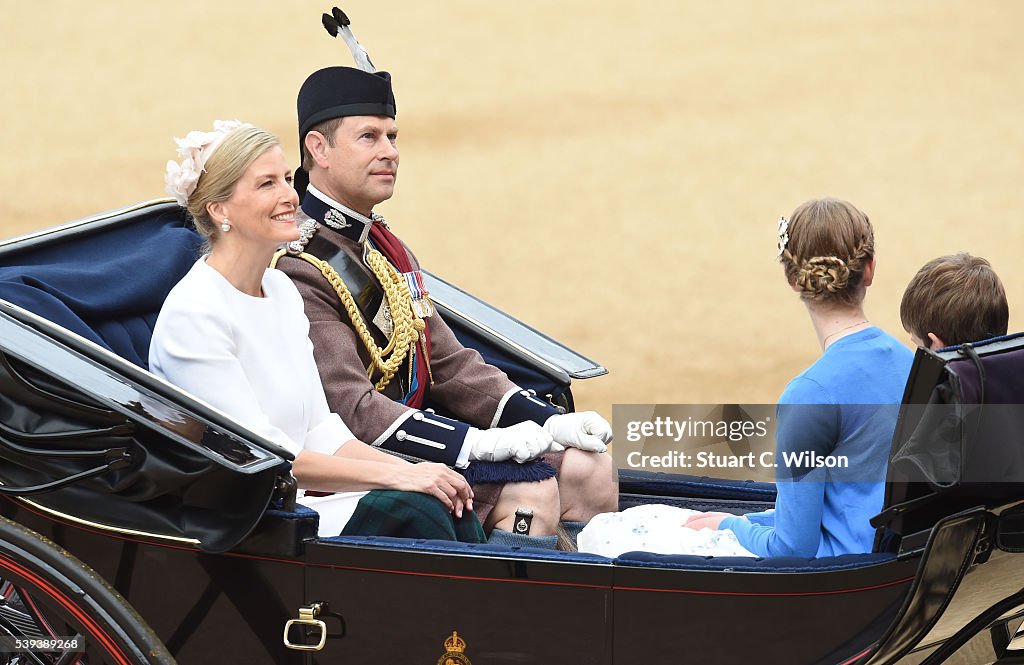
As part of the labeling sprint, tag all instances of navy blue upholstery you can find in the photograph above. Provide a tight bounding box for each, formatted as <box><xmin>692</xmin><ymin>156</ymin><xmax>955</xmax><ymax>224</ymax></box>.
<box><xmin>0</xmin><ymin>210</ymin><xmax>202</xmax><ymax>368</ymax></box>
<box><xmin>319</xmin><ymin>534</ymin><xmax>613</xmax><ymax>563</ymax></box>
<box><xmin>316</xmin><ymin>533</ymin><xmax>897</xmax><ymax>571</ymax></box>
<box><xmin>934</xmin><ymin>331</ymin><xmax>1024</xmax><ymax>353</ymax></box>
<box><xmin>618</xmin><ymin>493</ymin><xmax>774</xmax><ymax>515</ymax></box>
<box><xmin>614</xmin><ymin>551</ymin><xmax>896</xmax><ymax>571</ymax></box>
<box><xmin>265</xmin><ymin>504</ymin><xmax>320</xmax><ymax>521</ymax></box>
<box><xmin>618</xmin><ymin>469</ymin><xmax>777</xmax><ymax>501</ymax></box>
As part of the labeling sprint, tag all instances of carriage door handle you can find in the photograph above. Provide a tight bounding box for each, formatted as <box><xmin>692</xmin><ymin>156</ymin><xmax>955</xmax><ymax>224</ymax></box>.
<box><xmin>283</xmin><ymin>602</ymin><xmax>328</xmax><ymax>651</ymax></box>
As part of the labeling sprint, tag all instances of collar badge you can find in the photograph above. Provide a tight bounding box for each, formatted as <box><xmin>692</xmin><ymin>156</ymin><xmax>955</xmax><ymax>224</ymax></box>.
<box><xmin>324</xmin><ymin>208</ymin><xmax>351</xmax><ymax>230</ymax></box>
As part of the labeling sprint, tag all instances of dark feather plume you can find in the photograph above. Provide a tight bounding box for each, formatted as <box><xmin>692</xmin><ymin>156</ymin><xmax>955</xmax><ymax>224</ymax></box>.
<box><xmin>322</xmin><ymin>13</ymin><xmax>339</xmax><ymax>37</ymax></box>
<box><xmin>332</xmin><ymin>7</ymin><xmax>350</xmax><ymax>26</ymax></box>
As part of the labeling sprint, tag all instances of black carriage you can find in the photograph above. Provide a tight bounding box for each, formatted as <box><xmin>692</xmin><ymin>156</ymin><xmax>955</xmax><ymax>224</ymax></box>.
<box><xmin>1</xmin><ymin>200</ymin><xmax>1023</xmax><ymax>664</ymax></box>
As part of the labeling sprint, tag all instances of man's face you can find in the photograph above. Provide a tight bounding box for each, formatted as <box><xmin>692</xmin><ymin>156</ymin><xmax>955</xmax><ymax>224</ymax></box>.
<box><xmin>317</xmin><ymin>115</ymin><xmax>399</xmax><ymax>215</ymax></box>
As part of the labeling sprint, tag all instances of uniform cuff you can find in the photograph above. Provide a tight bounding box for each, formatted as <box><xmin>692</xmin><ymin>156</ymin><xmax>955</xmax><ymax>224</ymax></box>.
<box><xmin>494</xmin><ymin>389</ymin><xmax>560</xmax><ymax>428</ymax></box>
<box><xmin>373</xmin><ymin>410</ymin><xmax>469</xmax><ymax>467</ymax></box>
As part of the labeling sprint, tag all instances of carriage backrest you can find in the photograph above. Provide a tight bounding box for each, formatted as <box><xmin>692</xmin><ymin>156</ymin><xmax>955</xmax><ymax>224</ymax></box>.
<box><xmin>0</xmin><ymin>205</ymin><xmax>202</xmax><ymax>369</ymax></box>
<box><xmin>874</xmin><ymin>332</ymin><xmax>1024</xmax><ymax>545</ymax></box>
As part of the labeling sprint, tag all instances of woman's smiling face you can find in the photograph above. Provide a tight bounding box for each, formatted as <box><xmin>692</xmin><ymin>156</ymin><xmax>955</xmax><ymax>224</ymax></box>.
<box><xmin>215</xmin><ymin>145</ymin><xmax>300</xmax><ymax>249</ymax></box>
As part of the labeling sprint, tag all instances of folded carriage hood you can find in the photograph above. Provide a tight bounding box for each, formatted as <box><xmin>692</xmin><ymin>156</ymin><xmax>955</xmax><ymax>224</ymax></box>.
<box><xmin>0</xmin><ymin>302</ymin><xmax>292</xmax><ymax>553</ymax></box>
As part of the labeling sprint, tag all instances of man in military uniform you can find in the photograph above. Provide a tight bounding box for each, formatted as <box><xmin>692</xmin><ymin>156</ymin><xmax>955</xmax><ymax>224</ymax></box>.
<box><xmin>275</xmin><ymin>66</ymin><xmax>617</xmax><ymax>549</ymax></box>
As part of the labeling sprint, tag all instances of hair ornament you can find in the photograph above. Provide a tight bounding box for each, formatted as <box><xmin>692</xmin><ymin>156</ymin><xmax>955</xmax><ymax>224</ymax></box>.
<box><xmin>777</xmin><ymin>216</ymin><xmax>790</xmax><ymax>257</ymax></box>
<box><xmin>165</xmin><ymin>119</ymin><xmax>253</xmax><ymax>207</ymax></box>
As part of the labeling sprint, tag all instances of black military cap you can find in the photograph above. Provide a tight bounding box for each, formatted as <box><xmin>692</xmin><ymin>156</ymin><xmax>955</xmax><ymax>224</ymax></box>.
<box><xmin>297</xmin><ymin>66</ymin><xmax>396</xmax><ymax>148</ymax></box>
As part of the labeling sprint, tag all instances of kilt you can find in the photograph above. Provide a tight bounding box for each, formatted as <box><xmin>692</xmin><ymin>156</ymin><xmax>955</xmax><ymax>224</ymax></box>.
<box><xmin>340</xmin><ymin>490</ymin><xmax>485</xmax><ymax>543</ymax></box>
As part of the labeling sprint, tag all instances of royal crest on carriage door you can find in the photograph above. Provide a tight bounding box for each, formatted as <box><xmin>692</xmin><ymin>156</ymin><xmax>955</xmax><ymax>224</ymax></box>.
<box><xmin>435</xmin><ymin>631</ymin><xmax>473</xmax><ymax>665</ymax></box>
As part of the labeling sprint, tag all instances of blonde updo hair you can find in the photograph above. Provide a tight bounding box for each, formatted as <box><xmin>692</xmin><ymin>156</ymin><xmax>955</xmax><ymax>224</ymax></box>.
<box><xmin>186</xmin><ymin>126</ymin><xmax>280</xmax><ymax>246</ymax></box>
<box><xmin>779</xmin><ymin>198</ymin><xmax>874</xmax><ymax>306</ymax></box>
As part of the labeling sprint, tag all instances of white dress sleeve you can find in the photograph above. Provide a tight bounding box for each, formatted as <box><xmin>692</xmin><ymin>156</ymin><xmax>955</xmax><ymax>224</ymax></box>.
<box><xmin>150</xmin><ymin>302</ymin><xmax>306</xmax><ymax>458</ymax></box>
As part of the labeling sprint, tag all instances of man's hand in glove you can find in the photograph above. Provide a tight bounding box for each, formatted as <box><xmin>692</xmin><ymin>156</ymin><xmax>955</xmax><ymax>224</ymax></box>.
<box><xmin>466</xmin><ymin>422</ymin><xmax>555</xmax><ymax>463</ymax></box>
<box><xmin>543</xmin><ymin>411</ymin><xmax>612</xmax><ymax>453</ymax></box>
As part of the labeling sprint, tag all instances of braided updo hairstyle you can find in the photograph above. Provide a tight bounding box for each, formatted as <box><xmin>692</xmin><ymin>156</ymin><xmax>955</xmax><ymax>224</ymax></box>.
<box><xmin>779</xmin><ymin>198</ymin><xmax>874</xmax><ymax>306</ymax></box>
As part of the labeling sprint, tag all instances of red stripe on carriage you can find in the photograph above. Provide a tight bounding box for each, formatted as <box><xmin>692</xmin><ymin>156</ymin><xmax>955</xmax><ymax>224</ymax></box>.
<box><xmin>837</xmin><ymin>645</ymin><xmax>875</xmax><ymax>665</ymax></box>
<box><xmin>0</xmin><ymin>553</ymin><xmax>133</xmax><ymax>665</ymax></box>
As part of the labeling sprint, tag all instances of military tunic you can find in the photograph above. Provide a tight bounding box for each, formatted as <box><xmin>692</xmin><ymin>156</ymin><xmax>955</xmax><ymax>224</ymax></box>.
<box><xmin>275</xmin><ymin>186</ymin><xmax>559</xmax><ymax>472</ymax></box>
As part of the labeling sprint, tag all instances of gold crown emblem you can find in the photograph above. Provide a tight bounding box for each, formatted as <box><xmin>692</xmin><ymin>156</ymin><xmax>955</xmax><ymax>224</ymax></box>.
<box><xmin>444</xmin><ymin>631</ymin><xmax>466</xmax><ymax>653</ymax></box>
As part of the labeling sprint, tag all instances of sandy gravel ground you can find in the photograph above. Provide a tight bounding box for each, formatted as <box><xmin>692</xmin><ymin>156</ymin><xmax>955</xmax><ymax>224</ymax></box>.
<box><xmin>2</xmin><ymin>1</ymin><xmax>1022</xmax><ymax>418</ymax></box>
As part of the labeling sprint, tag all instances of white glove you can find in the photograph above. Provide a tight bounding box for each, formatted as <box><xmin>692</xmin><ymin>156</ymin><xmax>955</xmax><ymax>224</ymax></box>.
<box><xmin>543</xmin><ymin>411</ymin><xmax>612</xmax><ymax>453</ymax></box>
<box><xmin>465</xmin><ymin>422</ymin><xmax>555</xmax><ymax>463</ymax></box>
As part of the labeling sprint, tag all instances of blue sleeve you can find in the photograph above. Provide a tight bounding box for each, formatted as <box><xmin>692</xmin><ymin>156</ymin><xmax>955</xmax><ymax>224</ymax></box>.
<box><xmin>721</xmin><ymin>478</ymin><xmax>825</xmax><ymax>557</ymax></box>
<box><xmin>742</xmin><ymin>509</ymin><xmax>775</xmax><ymax>527</ymax></box>
<box><xmin>721</xmin><ymin>377</ymin><xmax>837</xmax><ymax>557</ymax></box>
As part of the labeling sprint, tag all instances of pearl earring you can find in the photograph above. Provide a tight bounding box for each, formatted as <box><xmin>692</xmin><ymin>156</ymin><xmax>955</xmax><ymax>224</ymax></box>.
<box><xmin>221</xmin><ymin>218</ymin><xmax>230</xmax><ymax>233</ymax></box>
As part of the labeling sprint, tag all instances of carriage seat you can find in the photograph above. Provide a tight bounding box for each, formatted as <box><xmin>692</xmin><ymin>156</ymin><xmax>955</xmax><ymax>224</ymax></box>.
<box><xmin>0</xmin><ymin>208</ymin><xmax>202</xmax><ymax>368</ymax></box>
<box><xmin>317</xmin><ymin>533</ymin><xmax>898</xmax><ymax>571</ymax></box>
<box><xmin>320</xmin><ymin>533</ymin><xmax>613</xmax><ymax>563</ymax></box>
<box><xmin>614</xmin><ymin>550</ymin><xmax>896</xmax><ymax>571</ymax></box>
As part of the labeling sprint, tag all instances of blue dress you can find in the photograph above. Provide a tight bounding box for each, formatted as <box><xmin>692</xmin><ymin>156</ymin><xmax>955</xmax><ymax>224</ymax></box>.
<box><xmin>721</xmin><ymin>327</ymin><xmax>914</xmax><ymax>557</ymax></box>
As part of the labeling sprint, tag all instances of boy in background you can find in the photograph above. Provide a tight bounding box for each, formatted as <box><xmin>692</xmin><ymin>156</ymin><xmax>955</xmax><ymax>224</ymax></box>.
<box><xmin>900</xmin><ymin>252</ymin><xmax>1009</xmax><ymax>349</ymax></box>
